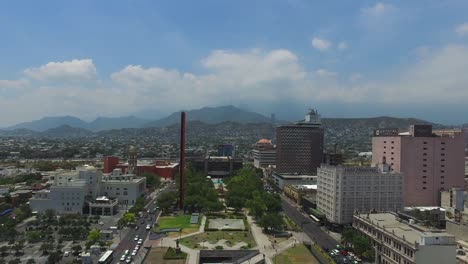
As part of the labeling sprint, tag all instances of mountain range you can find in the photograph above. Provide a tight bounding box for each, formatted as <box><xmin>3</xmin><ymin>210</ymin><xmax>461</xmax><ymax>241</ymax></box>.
<box><xmin>3</xmin><ymin>105</ymin><xmax>272</xmax><ymax>132</ymax></box>
<box><xmin>0</xmin><ymin>105</ymin><xmax>462</xmax><ymax>138</ymax></box>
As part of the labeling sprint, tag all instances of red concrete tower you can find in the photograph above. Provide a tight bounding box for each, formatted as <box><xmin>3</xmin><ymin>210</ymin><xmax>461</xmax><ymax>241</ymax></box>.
<box><xmin>179</xmin><ymin>112</ymin><xmax>186</xmax><ymax>209</ymax></box>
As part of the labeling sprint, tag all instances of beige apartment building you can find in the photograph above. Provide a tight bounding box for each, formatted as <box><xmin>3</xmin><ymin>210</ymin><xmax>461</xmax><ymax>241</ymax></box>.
<box><xmin>317</xmin><ymin>164</ymin><xmax>403</xmax><ymax>225</ymax></box>
<box><xmin>354</xmin><ymin>212</ymin><xmax>456</xmax><ymax>264</ymax></box>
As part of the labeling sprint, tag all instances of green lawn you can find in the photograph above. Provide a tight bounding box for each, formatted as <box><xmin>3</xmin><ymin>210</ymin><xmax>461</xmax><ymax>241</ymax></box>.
<box><xmin>180</xmin><ymin>230</ymin><xmax>256</xmax><ymax>249</ymax></box>
<box><xmin>156</xmin><ymin>215</ymin><xmax>200</xmax><ymax>237</ymax></box>
<box><xmin>158</xmin><ymin>215</ymin><xmax>196</xmax><ymax>229</ymax></box>
<box><xmin>274</xmin><ymin>244</ymin><xmax>320</xmax><ymax>264</ymax></box>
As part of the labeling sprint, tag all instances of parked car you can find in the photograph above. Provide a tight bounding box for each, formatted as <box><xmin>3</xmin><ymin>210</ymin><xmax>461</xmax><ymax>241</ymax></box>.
<box><xmin>134</xmin><ymin>235</ymin><xmax>139</xmax><ymax>241</ymax></box>
<box><xmin>63</xmin><ymin>251</ymin><xmax>70</xmax><ymax>257</ymax></box>
<box><xmin>120</xmin><ymin>254</ymin><xmax>126</xmax><ymax>261</ymax></box>
<box><xmin>146</xmin><ymin>224</ymin><xmax>151</xmax><ymax>230</ymax></box>
<box><xmin>137</xmin><ymin>238</ymin><xmax>143</xmax><ymax>245</ymax></box>
<box><xmin>124</xmin><ymin>250</ymin><xmax>129</xmax><ymax>256</ymax></box>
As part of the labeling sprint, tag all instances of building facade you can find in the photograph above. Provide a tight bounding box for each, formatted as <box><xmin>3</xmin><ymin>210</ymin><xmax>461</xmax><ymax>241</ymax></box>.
<box><xmin>441</xmin><ymin>187</ymin><xmax>465</xmax><ymax>212</ymax></box>
<box><xmin>271</xmin><ymin>171</ymin><xmax>316</xmax><ymax>190</ymax></box>
<box><xmin>372</xmin><ymin>125</ymin><xmax>465</xmax><ymax>206</ymax></box>
<box><xmin>103</xmin><ymin>156</ymin><xmax>179</xmax><ymax>180</ymax></box>
<box><xmin>317</xmin><ymin>164</ymin><xmax>403</xmax><ymax>225</ymax></box>
<box><xmin>30</xmin><ymin>166</ymin><xmax>146</xmax><ymax>214</ymax></box>
<box><xmin>354</xmin><ymin>212</ymin><xmax>456</xmax><ymax>264</ymax></box>
<box><xmin>283</xmin><ymin>184</ymin><xmax>317</xmax><ymax>204</ymax></box>
<box><xmin>252</xmin><ymin>139</ymin><xmax>276</xmax><ymax>168</ymax></box>
<box><xmin>276</xmin><ymin>109</ymin><xmax>324</xmax><ymax>175</ymax></box>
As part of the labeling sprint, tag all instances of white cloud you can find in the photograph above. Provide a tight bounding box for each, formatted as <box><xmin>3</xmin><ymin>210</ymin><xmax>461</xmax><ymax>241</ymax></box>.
<box><xmin>338</xmin><ymin>41</ymin><xmax>348</xmax><ymax>50</ymax></box>
<box><xmin>24</xmin><ymin>59</ymin><xmax>97</xmax><ymax>81</ymax></box>
<box><xmin>2</xmin><ymin>45</ymin><xmax>468</xmax><ymax>125</ymax></box>
<box><xmin>349</xmin><ymin>74</ymin><xmax>363</xmax><ymax>81</ymax></box>
<box><xmin>0</xmin><ymin>79</ymin><xmax>29</xmax><ymax>90</ymax></box>
<box><xmin>311</xmin><ymin>37</ymin><xmax>331</xmax><ymax>51</ymax></box>
<box><xmin>359</xmin><ymin>2</ymin><xmax>398</xmax><ymax>32</ymax></box>
<box><xmin>455</xmin><ymin>23</ymin><xmax>468</xmax><ymax>36</ymax></box>
<box><xmin>361</xmin><ymin>2</ymin><xmax>393</xmax><ymax>17</ymax></box>
<box><xmin>315</xmin><ymin>69</ymin><xmax>336</xmax><ymax>77</ymax></box>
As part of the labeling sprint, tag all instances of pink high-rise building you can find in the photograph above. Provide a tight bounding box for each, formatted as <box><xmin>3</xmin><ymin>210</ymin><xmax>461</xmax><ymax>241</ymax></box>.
<box><xmin>372</xmin><ymin>125</ymin><xmax>465</xmax><ymax>206</ymax></box>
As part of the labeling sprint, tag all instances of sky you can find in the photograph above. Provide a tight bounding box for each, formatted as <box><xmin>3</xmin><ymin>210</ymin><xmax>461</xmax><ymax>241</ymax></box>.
<box><xmin>1</xmin><ymin>0</ymin><xmax>468</xmax><ymax>126</ymax></box>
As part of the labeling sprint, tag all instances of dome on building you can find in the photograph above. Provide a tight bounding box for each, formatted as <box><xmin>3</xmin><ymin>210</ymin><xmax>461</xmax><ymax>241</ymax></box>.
<box><xmin>257</xmin><ymin>139</ymin><xmax>271</xmax><ymax>144</ymax></box>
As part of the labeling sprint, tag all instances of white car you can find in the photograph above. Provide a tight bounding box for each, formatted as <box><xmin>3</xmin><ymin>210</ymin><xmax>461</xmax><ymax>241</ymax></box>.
<box><xmin>135</xmin><ymin>245</ymin><xmax>140</xmax><ymax>250</ymax></box>
<box><xmin>125</xmin><ymin>256</ymin><xmax>132</xmax><ymax>263</ymax></box>
<box><xmin>120</xmin><ymin>254</ymin><xmax>126</xmax><ymax>261</ymax></box>
<box><xmin>124</xmin><ymin>250</ymin><xmax>129</xmax><ymax>256</ymax></box>
<box><xmin>63</xmin><ymin>251</ymin><xmax>70</xmax><ymax>257</ymax></box>
<box><xmin>146</xmin><ymin>225</ymin><xmax>151</xmax><ymax>230</ymax></box>
<box><xmin>131</xmin><ymin>250</ymin><xmax>137</xmax><ymax>256</ymax></box>
<box><xmin>137</xmin><ymin>238</ymin><xmax>143</xmax><ymax>245</ymax></box>
<box><xmin>134</xmin><ymin>235</ymin><xmax>139</xmax><ymax>241</ymax></box>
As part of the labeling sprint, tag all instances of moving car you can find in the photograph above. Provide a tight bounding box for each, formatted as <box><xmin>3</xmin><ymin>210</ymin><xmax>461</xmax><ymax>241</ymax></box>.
<box><xmin>146</xmin><ymin>224</ymin><xmax>151</xmax><ymax>230</ymax></box>
<box><xmin>120</xmin><ymin>254</ymin><xmax>126</xmax><ymax>261</ymax></box>
<box><xmin>137</xmin><ymin>238</ymin><xmax>143</xmax><ymax>245</ymax></box>
<box><xmin>131</xmin><ymin>250</ymin><xmax>137</xmax><ymax>256</ymax></box>
<box><xmin>134</xmin><ymin>235</ymin><xmax>139</xmax><ymax>241</ymax></box>
<box><xmin>123</xmin><ymin>250</ymin><xmax>129</xmax><ymax>256</ymax></box>
<box><xmin>125</xmin><ymin>256</ymin><xmax>132</xmax><ymax>263</ymax></box>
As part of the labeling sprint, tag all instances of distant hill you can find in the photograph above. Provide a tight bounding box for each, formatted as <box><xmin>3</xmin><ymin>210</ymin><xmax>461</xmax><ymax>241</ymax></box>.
<box><xmin>86</xmin><ymin>116</ymin><xmax>149</xmax><ymax>131</ymax></box>
<box><xmin>321</xmin><ymin>116</ymin><xmax>439</xmax><ymax>130</ymax></box>
<box><xmin>6</xmin><ymin>116</ymin><xmax>149</xmax><ymax>132</ymax></box>
<box><xmin>143</xmin><ymin>105</ymin><xmax>271</xmax><ymax>127</ymax></box>
<box><xmin>8</xmin><ymin>116</ymin><xmax>88</xmax><ymax>132</ymax></box>
<box><xmin>0</xmin><ymin>128</ymin><xmax>40</xmax><ymax>137</ymax></box>
<box><xmin>41</xmin><ymin>125</ymin><xmax>93</xmax><ymax>138</ymax></box>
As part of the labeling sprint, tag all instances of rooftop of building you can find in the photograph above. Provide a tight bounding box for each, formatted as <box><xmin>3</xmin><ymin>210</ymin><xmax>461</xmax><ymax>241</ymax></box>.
<box><xmin>356</xmin><ymin>213</ymin><xmax>454</xmax><ymax>246</ymax></box>
<box><xmin>287</xmin><ymin>184</ymin><xmax>317</xmax><ymax>190</ymax></box>
<box><xmin>404</xmin><ymin>206</ymin><xmax>446</xmax><ymax>212</ymax></box>
<box><xmin>273</xmin><ymin>171</ymin><xmax>317</xmax><ymax>178</ymax></box>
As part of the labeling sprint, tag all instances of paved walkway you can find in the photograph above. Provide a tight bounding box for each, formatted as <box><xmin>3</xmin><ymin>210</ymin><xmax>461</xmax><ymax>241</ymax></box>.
<box><xmin>245</xmin><ymin>214</ymin><xmax>301</xmax><ymax>264</ymax></box>
<box><xmin>157</xmin><ymin>216</ymin><xmax>207</xmax><ymax>264</ymax></box>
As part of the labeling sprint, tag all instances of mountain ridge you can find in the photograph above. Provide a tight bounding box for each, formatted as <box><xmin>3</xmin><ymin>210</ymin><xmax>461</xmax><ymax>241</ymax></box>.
<box><xmin>2</xmin><ymin>105</ymin><xmax>458</xmax><ymax>134</ymax></box>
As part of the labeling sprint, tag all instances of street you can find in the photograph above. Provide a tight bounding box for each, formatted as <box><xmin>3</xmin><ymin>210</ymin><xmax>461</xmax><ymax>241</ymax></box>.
<box><xmin>281</xmin><ymin>199</ymin><xmax>337</xmax><ymax>251</ymax></box>
<box><xmin>112</xmin><ymin>182</ymin><xmax>176</xmax><ymax>263</ymax></box>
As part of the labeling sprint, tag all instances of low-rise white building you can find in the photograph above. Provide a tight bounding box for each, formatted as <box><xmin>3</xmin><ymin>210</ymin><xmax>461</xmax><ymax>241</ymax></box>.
<box><xmin>271</xmin><ymin>171</ymin><xmax>316</xmax><ymax>190</ymax></box>
<box><xmin>317</xmin><ymin>164</ymin><xmax>403</xmax><ymax>225</ymax></box>
<box><xmin>30</xmin><ymin>165</ymin><xmax>146</xmax><ymax>214</ymax></box>
<box><xmin>354</xmin><ymin>212</ymin><xmax>456</xmax><ymax>264</ymax></box>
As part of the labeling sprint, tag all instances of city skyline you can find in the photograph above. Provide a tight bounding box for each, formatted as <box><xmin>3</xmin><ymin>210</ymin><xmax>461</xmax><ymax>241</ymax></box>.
<box><xmin>1</xmin><ymin>1</ymin><xmax>468</xmax><ymax>126</ymax></box>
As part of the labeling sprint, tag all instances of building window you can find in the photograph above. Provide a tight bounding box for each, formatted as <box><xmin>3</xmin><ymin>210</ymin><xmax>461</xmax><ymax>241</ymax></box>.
<box><xmin>441</xmin><ymin>148</ymin><xmax>445</xmax><ymax>151</ymax></box>
<box><xmin>441</xmin><ymin>142</ymin><xmax>445</xmax><ymax>145</ymax></box>
<box><xmin>423</xmin><ymin>181</ymin><xmax>427</xmax><ymax>184</ymax></box>
<box><xmin>423</xmin><ymin>147</ymin><xmax>427</xmax><ymax>150</ymax></box>
<box><xmin>423</xmin><ymin>153</ymin><xmax>427</xmax><ymax>156</ymax></box>
<box><xmin>423</xmin><ymin>187</ymin><xmax>427</xmax><ymax>190</ymax></box>
<box><xmin>441</xmin><ymin>170</ymin><xmax>445</xmax><ymax>173</ymax></box>
<box><xmin>422</xmin><ymin>176</ymin><xmax>427</xmax><ymax>178</ymax></box>
<box><xmin>384</xmin><ymin>146</ymin><xmax>386</xmax><ymax>149</ymax></box>
<box><xmin>391</xmin><ymin>141</ymin><xmax>394</xmax><ymax>144</ymax></box>
<box><xmin>423</xmin><ymin>142</ymin><xmax>427</xmax><ymax>144</ymax></box>
<box><xmin>423</xmin><ymin>170</ymin><xmax>427</xmax><ymax>173</ymax></box>
<box><xmin>441</xmin><ymin>176</ymin><xmax>445</xmax><ymax>178</ymax></box>
<box><xmin>423</xmin><ymin>164</ymin><xmax>427</xmax><ymax>167</ymax></box>
<box><xmin>423</xmin><ymin>159</ymin><xmax>427</xmax><ymax>161</ymax></box>
<box><xmin>441</xmin><ymin>182</ymin><xmax>445</xmax><ymax>185</ymax></box>
<box><xmin>441</xmin><ymin>165</ymin><xmax>445</xmax><ymax>168</ymax></box>
<box><xmin>441</xmin><ymin>159</ymin><xmax>445</xmax><ymax>162</ymax></box>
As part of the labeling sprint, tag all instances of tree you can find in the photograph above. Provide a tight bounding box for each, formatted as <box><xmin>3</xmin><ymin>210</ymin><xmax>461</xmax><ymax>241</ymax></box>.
<box><xmin>119</xmin><ymin>213</ymin><xmax>136</xmax><ymax>226</ymax></box>
<box><xmin>47</xmin><ymin>252</ymin><xmax>61</xmax><ymax>264</ymax></box>
<box><xmin>40</xmin><ymin>243</ymin><xmax>53</xmax><ymax>255</ymax></box>
<box><xmin>87</xmin><ymin>229</ymin><xmax>100</xmax><ymax>244</ymax></box>
<box><xmin>226</xmin><ymin>196</ymin><xmax>243</xmax><ymax>212</ymax></box>
<box><xmin>0</xmin><ymin>246</ymin><xmax>8</xmax><ymax>256</ymax></box>
<box><xmin>8</xmin><ymin>259</ymin><xmax>20</xmax><ymax>264</ymax></box>
<box><xmin>44</xmin><ymin>210</ymin><xmax>56</xmax><ymax>222</ymax></box>
<box><xmin>26</xmin><ymin>259</ymin><xmax>35</xmax><ymax>264</ymax></box>
<box><xmin>158</xmin><ymin>191</ymin><xmax>177</xmax><ymax>213</ymax></box>
<box><xmin>142</xmin><ymin>173</ymin><xmax>162</xmax><ymax>189</ymax></box>
<box><xmin>12</xmin><ymin>240</ymin><xmax>24</xmax><ymax>255</ymax></box>
<box><xmin>71</xmin><ymin>245</ymin><xmax>82</xmax><ymax>255</ymax></box>
<box><xmin>259</xmin><ymin>213</ymin><xmax>284</xmax><ymax>232</ymax></box>
<box><xmin>246</xmin><ymin>192</ymin><xmax>267</xmax><ymax>219</ymax></box>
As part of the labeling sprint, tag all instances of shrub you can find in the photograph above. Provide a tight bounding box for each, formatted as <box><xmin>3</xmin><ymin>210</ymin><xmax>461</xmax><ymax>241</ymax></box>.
<box><xmin>215</xmin><ymin>245</ymin><xmax>223</xmax><ymax>250</ymax></box>
<box><xmin>163</xmin><ymin>247</ymin><xmax>187</xmax><ymax>260</ymax></box>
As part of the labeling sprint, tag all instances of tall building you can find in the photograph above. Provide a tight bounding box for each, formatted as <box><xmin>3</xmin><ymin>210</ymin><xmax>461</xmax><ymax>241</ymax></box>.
<box><xmin>354</xmin><ymin>212</ymin><xmax>456</xmax><ymax>264</ymax></box>
<box><xmin>217</xmin><ymin>144</ymin><xmax>235</xmax><ymax>157</ymax></box>
<box><xmin>317</xmin><ymin>164</ymin><xmax>403</xmax><ymax>225</ymax></box>
<box><xmin>252</xmin><ymin>139</ymin><xmax>276</xmax><ymax>168</ymax></box>
<box><xmin>372</xmin><ymin>125</ymin><xmax>465</xmax><ymax>206</ymax></box>
<box><xmin>276</xmin><ymin>109</ymin><xmax>324</xmax><ymax>175</ymax></box>
<box><xmin>128</xmin><ymin>145</ymin><xmax>137</xmax><ymax>175</ymax></box>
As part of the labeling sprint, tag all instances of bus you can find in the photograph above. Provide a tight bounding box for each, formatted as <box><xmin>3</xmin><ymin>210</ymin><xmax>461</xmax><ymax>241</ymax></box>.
<box><xmin>98</xmin><ymin>250</ymin><xmax>113</xmax><ymax>264</ymax></box>
<box><xmin>309</xmin><ymin>214</ymin><xmax>322</xmax><ymax>225</ymax></box>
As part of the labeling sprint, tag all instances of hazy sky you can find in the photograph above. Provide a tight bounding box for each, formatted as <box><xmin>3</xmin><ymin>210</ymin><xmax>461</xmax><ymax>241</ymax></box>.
<box><xmin>1</xmin><ymin>0</ymin><xmax>468</xmax><ymax>126</ymax></box>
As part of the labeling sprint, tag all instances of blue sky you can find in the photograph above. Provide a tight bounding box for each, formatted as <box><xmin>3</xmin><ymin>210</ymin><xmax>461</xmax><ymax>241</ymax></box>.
<box><xmin>1</xmin><ymin>0</ymin><xmax>468</xmax><ymax>126</ymax></box>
